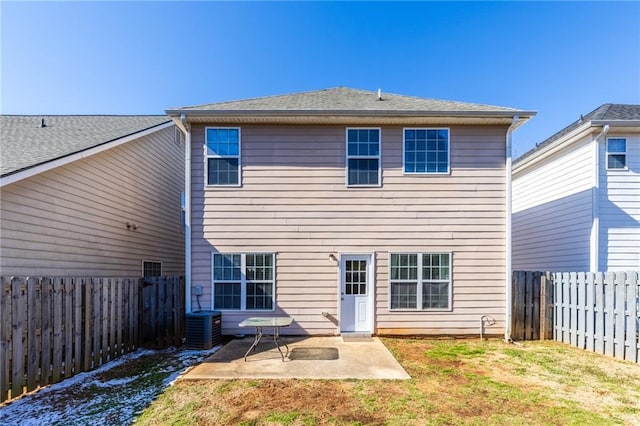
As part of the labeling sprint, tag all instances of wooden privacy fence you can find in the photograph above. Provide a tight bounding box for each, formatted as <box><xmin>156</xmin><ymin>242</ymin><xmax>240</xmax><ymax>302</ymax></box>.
<box><xmin>511</xmin><ymin>271</ymin><xmax>553</xmax><ymax>341</ymax></box>
<box><xmin>0</xmin><ymin>276</ymin><xmax>185</xmax><ymax>403</ymax></box>
<box><xmin>512</xmin><ymin>271</ymin><xmax>640</xmax><ymax>363</ymax></box>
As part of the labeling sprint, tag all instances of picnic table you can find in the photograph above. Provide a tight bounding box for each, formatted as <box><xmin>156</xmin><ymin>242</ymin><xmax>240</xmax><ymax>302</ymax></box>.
<box><xmin>238</xmin><ymin>316</ymin><xmax>294</xmax><ymax>361</ymax></box>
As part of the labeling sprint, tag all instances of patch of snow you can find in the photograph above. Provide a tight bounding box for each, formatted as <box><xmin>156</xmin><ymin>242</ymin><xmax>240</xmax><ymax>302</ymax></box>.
<box><xmin>0</xmin><ymin>345</ymin><xmax>220</xmax><ymax>426</ymax></box>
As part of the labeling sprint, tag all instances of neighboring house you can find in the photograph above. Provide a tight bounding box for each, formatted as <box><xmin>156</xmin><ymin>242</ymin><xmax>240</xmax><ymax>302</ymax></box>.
<box><xmin>166</xmin><ymin>87</ymin><xmax>534</xmax><ymax>336</ymax></box>
<box><xmin>513</xmin><ymin>104</ymin><xmax>640</xmax><ymax>272</ymax></box>
<box><xmin>0</xmin><ymin>115</ymin><xmax>185</xmax><ymax>277</ymax></box>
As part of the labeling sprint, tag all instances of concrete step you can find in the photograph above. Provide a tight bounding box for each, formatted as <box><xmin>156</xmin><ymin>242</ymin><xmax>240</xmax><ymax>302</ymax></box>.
<box><xmin>341</xmin><ymin>332</ymin><xmax>373</xmax><ymax>342</ymax></box>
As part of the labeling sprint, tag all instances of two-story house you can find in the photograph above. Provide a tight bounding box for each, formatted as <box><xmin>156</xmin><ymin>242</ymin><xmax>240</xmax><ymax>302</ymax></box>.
<box><xmin>166</xmin><ymin>87</ymin><xmax>534</xmax><ymax>336</ymax></box>
<box><xmin>512</xmin><ymin>104</ymin><xmax>640</xmax><ymax>272</ymax></box>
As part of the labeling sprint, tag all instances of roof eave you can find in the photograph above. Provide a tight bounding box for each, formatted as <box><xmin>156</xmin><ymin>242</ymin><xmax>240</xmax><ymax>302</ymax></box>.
<box><xmin>591</xmin><ymin>119</ymin><xmax>640</xmax><ymax>127</ymax></box>
<box><xmin>513</xmin><ymin>121</ymin><xmax>598</xmax><ymax>172</ymax></box>
<box><xmin>165</xmin><ymin>108</ymin><xmax>535</xmax><ymax>118</ymax></box>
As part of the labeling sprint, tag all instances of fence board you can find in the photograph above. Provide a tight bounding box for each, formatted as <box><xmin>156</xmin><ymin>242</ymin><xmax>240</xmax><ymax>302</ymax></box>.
<box><xmin>173</xmin><ymin>277</ymin><xmax>182</xmax><ymax>346</ymax></box>
<box><xmin>512</xmin><ymin>271</ymin><xmax>525</xmax><ymax>340</ymax></box>
<box><xmin>51</xmin><ymin>278</ymin><xmax>63</xmax><ymax>384</ymax></box>
<box><xmin>109</xmin><ymin>279</ymin><xmax>116</xmax><ymax>361</ymax></box>
<box><xmin>92</xmin><ymin>278</ymin><xmax>101</xmax><ymax>369</ymax></box>
<box><xmin>576</xmin><ymin>272</ymin><xmax>586</xmax><ymax>350</ymax></box>
<box><xmin>129</xmin><ymin>279</ymin><xmax>137</xmax><ymax>349</ymax></box>
<box><xmin>102</xmin><ymin>279</ymin><xmax>110</xmax><ymax>364</ymax></box>
<box><xmin>83</xmin><ymin>281</ymin><xmax>92</xmax><ymax>372</ymax></box>
<box><xmin>165</xmin><ymin>279</ymin><xmax>173</xmax><ymax>347</ymax></box>
<box><xmin>585</xmin><ymin>273</ymin><xmax>595</xmax><ymax>352</ymax></box>
<box><xmin>554</xmin><ymin>272</ymin><xmax>560</xmax><ymax>341</ymax></box>
<box><xmin>11</xmin><ymin>276</ymin><xmax>24</xmax><ymax>399</ymax></box>
<box><xmin>569</xmin><ymin>272</ymin><xmax>578</xmax><ymax>347</ymax></box>
<box><xmin>115</xmin><ymin>279</ymin><xmax>123</xmax><ymax>356</ymax></box>
<box><xmin>595</xmin><ymin>273</ymin><xmax>605</xmax><ymax>354</ymax></box>
<box><xmin>539</xmin><ymin>273</ymin><xmax>548</xmax><ymax>340</ymax></box>
<box><xmin>73</xmin><ymin>278</ymin><xmax>83</xmax><ymax>375</ymax></box>
<box><xmin>604</xmin><ymin>272</ymin><xmax>615</xmax><ymax>357</ymax></box>
<box><xmin>613</xmin><ymin>272</ymin><xmax>625</xmax><ymax>360</ymax></box>
<box><xmin>625</xmin><ymin>272</ymin><xmax>639</xmax><ymax>363</ymax></box>
<box><xmin>64</xmin><ymin>279</ymin><xmax>73</xmax><ymax>378</ymax></box>
<box><xmin>524</xmin><ymin>271</ymin><xmax>533</xmax><ymax>340</ymax></box>
<box><xmin>164</xmin><ymin>279</ymin><xmax>170</xmax><ymax>346</ymax></box>
<box><xmin>26</xmin><ymin>277</ymin><xmax>40</xmax><ymax>391</ymax></box>
<box><xmin>132</xmin><ymin>279</ymin><xmax>139</xmax><ymax>349</ymax></box>
<box><xmin>562</xmin><ymin>272</ymin><xmax>570</xmax><ymax>344</ymax></box>
<box><xmin>40</xmin><ymin>278</ymin><xmax>52</xmax><ymax>386</ymax></box>
<box><xmin>149</xmin><ymin>279</ymin><xmax>157</xmax><ymax>346</ymax></box>
<box><xmin>0</xmin><ymin>276</ymin><xmax>11</xmax><ymax>401</ymax></box>
<box><xmin>532</xmin><ymin>272</ymin><xmax>541</xmax><ymax>340</ymax></box>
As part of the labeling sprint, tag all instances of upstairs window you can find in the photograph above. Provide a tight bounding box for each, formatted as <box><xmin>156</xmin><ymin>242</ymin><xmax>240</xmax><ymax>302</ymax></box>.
<box><xmin>212</xmin><ymin>253</ymin><xmax>275</xmax><ymax>311</ymax></box>
<box><xmin>404</xmin><ymin>129</ymin><xmax>450</xmax><ymax>174</ymax></box>
<box><xmin>389</xmin><ymin>253</ymin><xmax>451</xmax><ymax>311</ymax></box>
<box><xmin>606</xmin><ymin>138</ymin><xmax>627</xmax><ymax>170</ymax></box>
<box><xmin>346</xmin><ymin>128</ymin><xmax>381</xmax><ymax>186</ymax></box>
<box><xmin>206</xmin><ymin>128</ymin><xmax>240</xmax><ymax>185</ymax></box>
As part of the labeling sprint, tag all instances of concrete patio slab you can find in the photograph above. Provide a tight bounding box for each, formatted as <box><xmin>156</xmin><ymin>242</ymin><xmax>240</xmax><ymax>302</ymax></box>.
<box><xmin>181</xmin><ymin>336</ymin><xmax>410</xmax><ymax>380</ymax></box>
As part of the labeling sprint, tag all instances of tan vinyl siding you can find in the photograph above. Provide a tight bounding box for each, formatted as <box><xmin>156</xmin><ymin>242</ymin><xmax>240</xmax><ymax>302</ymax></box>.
<box><xmin>191</xmin><ymin>124</ymin><xmax>507</xmax><ymax>335</ymax></box>
<box><xmin>0</xmin><ymin>127</ymin><xmax>185</xmax><ymax>276</ymax></box>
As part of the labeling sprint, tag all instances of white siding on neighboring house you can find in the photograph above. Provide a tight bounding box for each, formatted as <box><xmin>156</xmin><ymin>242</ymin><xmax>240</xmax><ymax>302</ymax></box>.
<box><xmin>512</xmin><ymin>136</ymin><xmax>594</xmax><ymax>271</ymax></box>
<box><xmin>598</xmin><ymin>133</ymin><xmax>640</xmax><ymax>270</ymax></box>
<box><xmin>0</xmin><ymin>127</ymin><xmax>185</xmax><ymax>276</ymax></box>
<box><xmin>190</xmin><ymin>124</ymin><xmax>508</xmax><ymax>336</ymax></box>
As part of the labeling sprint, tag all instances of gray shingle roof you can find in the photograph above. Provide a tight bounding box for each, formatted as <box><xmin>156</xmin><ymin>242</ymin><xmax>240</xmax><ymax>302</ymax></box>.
<box><xmin>168</xmin><ymin>87</ymin><xmax>526</xmax><ymax>115</ymax></box>
<box><xmin>1</xmin><ymin>115</ymin><xmax>170</xmax><ymax>177</ymax></box>
<box><xmin>515</xmin><ymin>104</ymin><xmax>640</xmax><ymax>164</ymax></box>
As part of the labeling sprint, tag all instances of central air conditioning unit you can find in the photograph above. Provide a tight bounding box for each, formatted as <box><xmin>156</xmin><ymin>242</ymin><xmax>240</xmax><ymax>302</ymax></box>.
<box><xmin>185</xmin><ymin>310</ymin><xmax>222</xmax><ymax>349</ymax></box>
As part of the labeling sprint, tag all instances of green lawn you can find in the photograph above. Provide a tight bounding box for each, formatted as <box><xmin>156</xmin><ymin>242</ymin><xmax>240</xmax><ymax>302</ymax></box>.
<box><xmin>136</xmin><ymin>338</ymin><xmax>640</xmax><ymax>425</ymax></box>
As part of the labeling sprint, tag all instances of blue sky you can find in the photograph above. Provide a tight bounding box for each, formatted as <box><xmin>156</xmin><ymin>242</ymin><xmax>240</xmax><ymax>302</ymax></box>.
<box><xmin>2</xmin><ymin>1</ymin><xmax>639</xmax><ymax>157</ymax></box>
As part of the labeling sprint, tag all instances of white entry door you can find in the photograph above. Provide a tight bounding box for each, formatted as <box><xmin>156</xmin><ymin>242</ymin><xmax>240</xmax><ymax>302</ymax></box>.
<box><xmin>340</xmin><ymin>254</ymin><xmax>373</xmax><ymax>333</ymax></box>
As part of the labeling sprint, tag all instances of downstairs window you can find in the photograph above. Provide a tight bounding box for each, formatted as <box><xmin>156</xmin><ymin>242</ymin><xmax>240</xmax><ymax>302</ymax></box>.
<box><xmin>212</xmin><ymin>253</ymin><xmax>275</xmax><ymax>311</ymax></box>
<box><xmin>389</xmin><ymin>253</ymin><xmax>451</xmax><ymax>310</ymax></box>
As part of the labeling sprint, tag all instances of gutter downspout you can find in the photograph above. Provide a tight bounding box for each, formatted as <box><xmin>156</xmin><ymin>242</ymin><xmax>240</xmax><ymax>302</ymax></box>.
<box><xmin>505</xmin><ymin>115</ymin><xmax>519</xmax><ymax>343</ymax></box>
<box><xmin>180</xmin><ymin>113</ymin><xmax>193</xmax><ymax>313</ymax></box>
<box><xmin>590</xmin><ymin>124</ymin><xmax>609</xmax><ymax>272</ymax></box>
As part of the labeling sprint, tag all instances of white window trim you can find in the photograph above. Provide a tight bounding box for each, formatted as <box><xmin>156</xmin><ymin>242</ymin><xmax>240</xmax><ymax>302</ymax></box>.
<box><xmin>205</xmin><ymin>127</ymin><xmax>242</xmax><ymax>187</ymax></box>
<box><xmin>142</xmin><ymin>260</ymin><xmax>163</xmax><ymax>277</ymax></box>
<box><xmin>605</xmin><ymin>137</ymin><xmax>628</xmax><ymax>171</ymax></box>
<box><xmin>210</xmin><ymin>252</ymin><xmax>276</xmax><ymax>312</ymax></box>
<box><xmin>388</xmin><ymin>252</ymin><xmax>453</xmax><ymax>312</ymax></box>
<box><xmin>402</xmin><ymin>128</ymin><xmax>451</xmax><ymax>175</ymax></box>
<box><xmin>345</xmin><ymin>127</ymin><xmax>382</xmax><ymax>188</ymax></box>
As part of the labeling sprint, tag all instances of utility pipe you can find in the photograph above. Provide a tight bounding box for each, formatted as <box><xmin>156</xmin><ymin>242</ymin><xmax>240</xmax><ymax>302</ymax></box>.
<box><xmin>505</xmin><ymin>115</ymin><xmax>519</xmax><ymax>343</ymax></box>
<box><xmin>180</xmin><ymin>113</ymin><xmax>193</xmax><ymax>313</ymax></box>
<box><xmin>590</xmin><ymin>124</ymin><xmax>609</xmax><ymax>272</ymax></box>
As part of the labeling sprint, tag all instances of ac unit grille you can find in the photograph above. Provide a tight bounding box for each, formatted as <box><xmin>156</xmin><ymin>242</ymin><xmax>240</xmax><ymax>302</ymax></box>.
<box><xmin>185</xmin><ymin>311</ymin><xmax>222</xmax><ymax>349</ymax></box>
